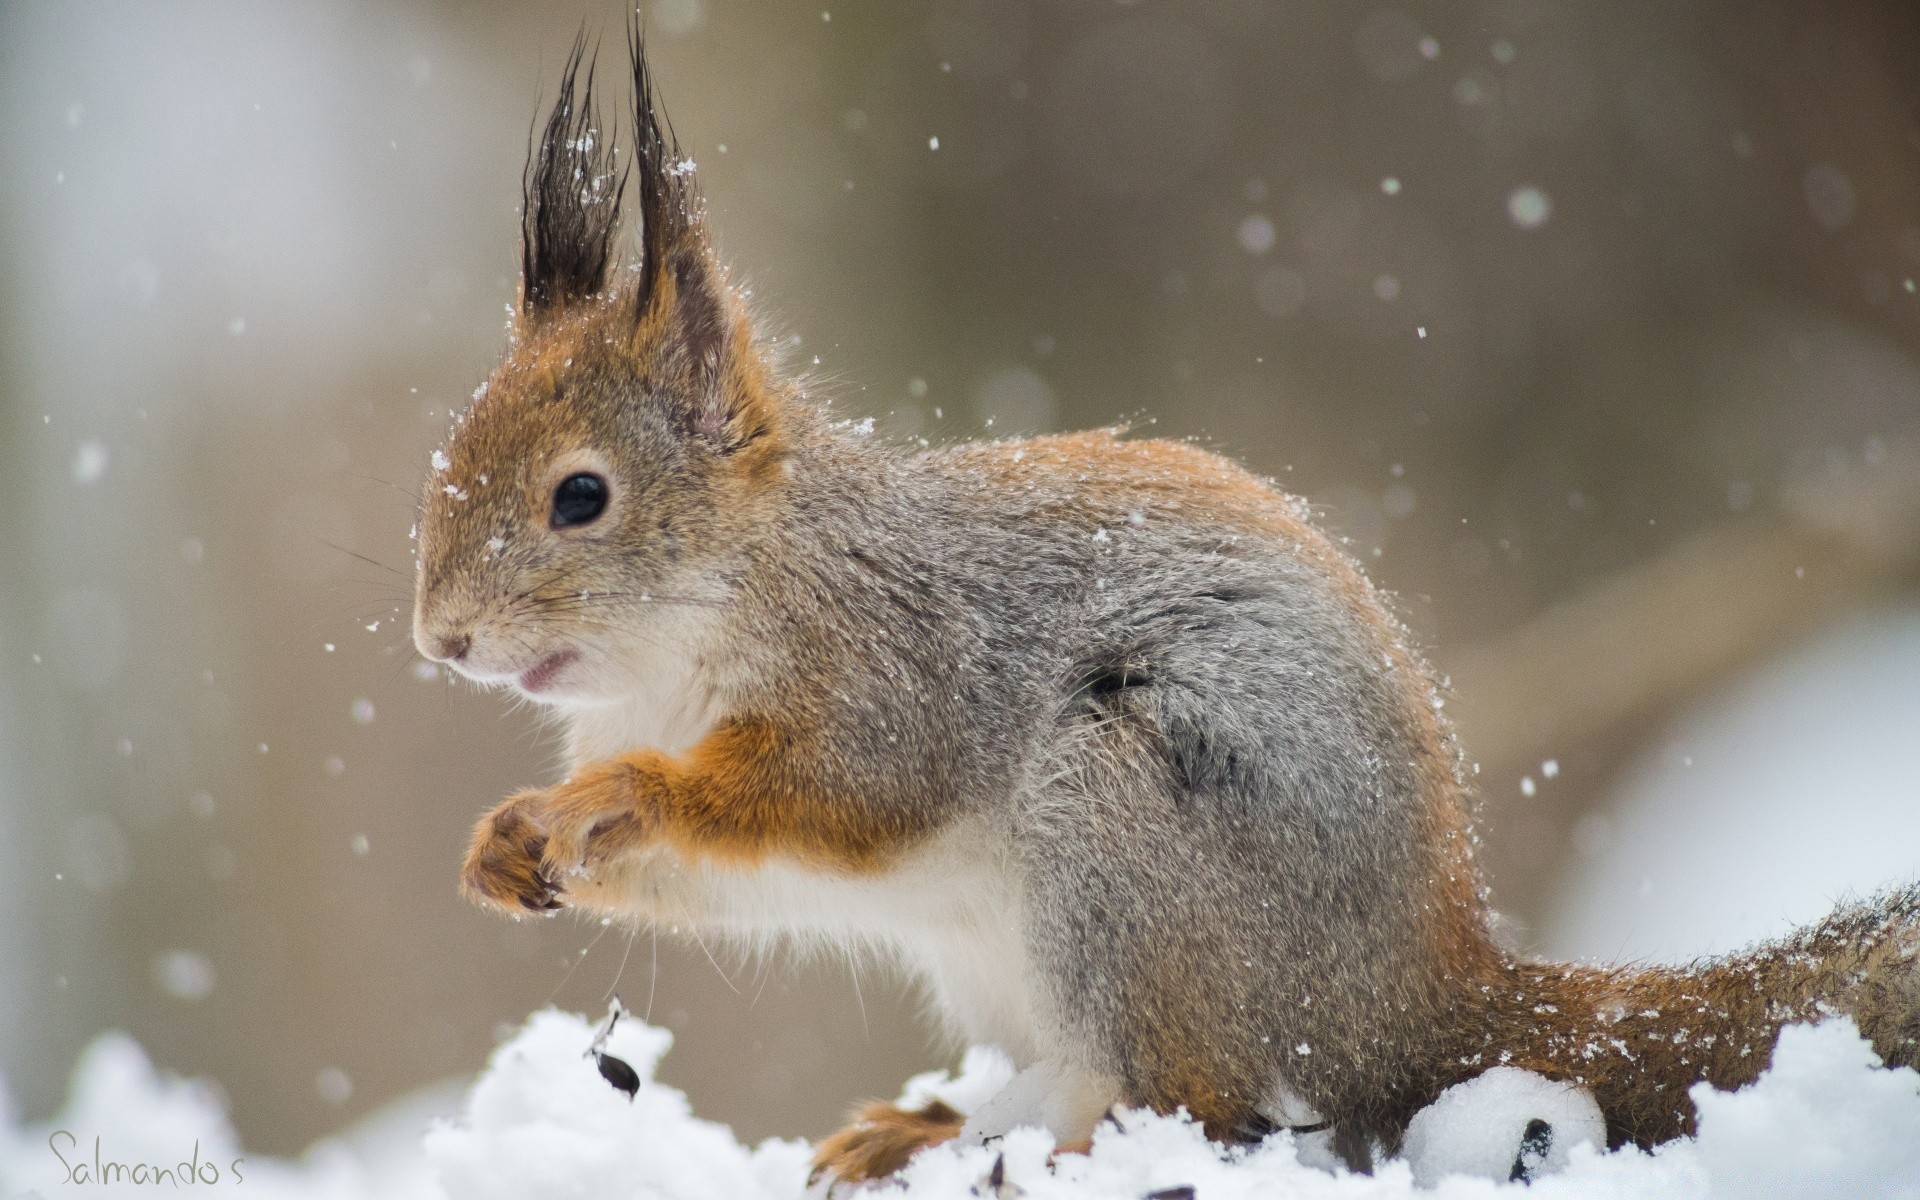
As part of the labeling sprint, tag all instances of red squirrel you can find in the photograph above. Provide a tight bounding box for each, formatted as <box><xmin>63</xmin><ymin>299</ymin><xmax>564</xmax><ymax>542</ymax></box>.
<box><xmin>410</xmin><ymin>34</ymin><xmax>1920</xmax><ymax>1183</ymax></box>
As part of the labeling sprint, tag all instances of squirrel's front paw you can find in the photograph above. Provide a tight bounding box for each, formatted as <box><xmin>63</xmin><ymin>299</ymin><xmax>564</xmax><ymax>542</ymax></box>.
<box><xmin>530</xmin><ymin>758</ymin><xmax>654</xmax><ymax>886</ymax></box>
<box><xmin>461</xmin><ymin>792</ymin><xmax>563</xmax><ymax>914</ymax></box>
<box><xmin>461</xmin><ymin>757</ymin><xmax>660</xmax><ymax>915</ymax></box>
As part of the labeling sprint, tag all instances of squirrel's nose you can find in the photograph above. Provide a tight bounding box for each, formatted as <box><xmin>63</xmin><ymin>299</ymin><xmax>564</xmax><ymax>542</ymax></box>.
<box><xmin>412</xmin><ymin>599</ymin><xmax>476</xmax><ymax>665</ymax></box>
<box><xmin>433</xmin><ymin>631</ymin><xmax>473</xmax><ymax>663</ymax></box>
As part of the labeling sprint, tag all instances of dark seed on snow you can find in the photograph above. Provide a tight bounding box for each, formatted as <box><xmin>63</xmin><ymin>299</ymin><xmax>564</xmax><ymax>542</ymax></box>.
<box><xmin>595</xmin><ymin>1050</ymin><xmax>641</xmax><ymax>1100</ymax></box>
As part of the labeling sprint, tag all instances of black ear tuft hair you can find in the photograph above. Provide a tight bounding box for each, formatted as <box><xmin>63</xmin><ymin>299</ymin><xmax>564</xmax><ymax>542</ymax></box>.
<box><xmin>627</xmin><ymin>19</ymin><xmax>700</xmax><ymax>322</ymax></box>
<box><xmin>521</xmin><ymin>34</ymin><xmax>628</xmax><ymax>322</ymax></box>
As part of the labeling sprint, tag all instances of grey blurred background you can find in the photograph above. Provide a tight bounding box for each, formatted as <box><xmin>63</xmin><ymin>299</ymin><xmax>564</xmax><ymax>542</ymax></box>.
<box><xmin>4</xmin><ymin>0</ymin><xmax>1920</xmax><ymax>1158</ymax></box>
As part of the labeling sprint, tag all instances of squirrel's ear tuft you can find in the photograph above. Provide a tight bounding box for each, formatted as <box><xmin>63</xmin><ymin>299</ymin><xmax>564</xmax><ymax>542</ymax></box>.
<box><xmin>520</xmin><ymin>34</ymin><xmax>628</xmax><ymax>325</ymax></box>
<box><xmin>626</xmin><ymin>26</ymin><xmax>768</xmax><ymax>453</ymax></box>
<box><xmin>628</xmin><ymin>23</ymin><xmax>700</xmax><ymax>326</ymax></box>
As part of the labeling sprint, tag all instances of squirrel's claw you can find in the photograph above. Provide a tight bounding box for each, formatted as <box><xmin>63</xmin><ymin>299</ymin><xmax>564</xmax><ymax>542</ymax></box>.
<box><xmin>1226</xmin><ymin>1113</ymin><xmax>1278</xmax><ymax>1144</ymax></box>
<box><xmin>522</xmin><ymin>871</ymin><xmax>565</xmax><ymax>912</ymax></box>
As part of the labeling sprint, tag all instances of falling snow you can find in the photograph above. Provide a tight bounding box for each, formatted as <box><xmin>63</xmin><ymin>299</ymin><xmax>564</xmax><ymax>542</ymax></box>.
<box><xmin>71</xmin><ymin>440</ymin><xmax>109</xmax><ymax>485</ymax></box>
<box><xmin>1507</xmin><ymin>187</ymin><xmax>1552</xmax><ymax>230</ymax></box>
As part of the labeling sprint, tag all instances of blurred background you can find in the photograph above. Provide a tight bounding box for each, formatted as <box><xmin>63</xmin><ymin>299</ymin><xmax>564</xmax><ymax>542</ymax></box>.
<box><xmin>3</xmin><ymin>0</ymin><xmax>1919</xmax><ymax>1159</ymax></box>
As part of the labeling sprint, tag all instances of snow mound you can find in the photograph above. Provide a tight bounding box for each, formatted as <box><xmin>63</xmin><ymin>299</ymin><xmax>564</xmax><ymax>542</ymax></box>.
<box><xmin>1401</xmin><ymin>1065</ymin><xmax>1605</xmax><ymax>1186</ymax></box>
<box><xmin>1691</xmin><ymin>1019</ymin><xmax>1920</xmax><ymax>1199</ymax></box>
<box><xmin>4</xmin><ymin>1011</ymin><xmax>1918</xmax><ymax>1198</ymax></box>
<box><xmin>422</xmin><ymin>1009</ymin><xmax>809</xmax><ymax>1199</ymax></box>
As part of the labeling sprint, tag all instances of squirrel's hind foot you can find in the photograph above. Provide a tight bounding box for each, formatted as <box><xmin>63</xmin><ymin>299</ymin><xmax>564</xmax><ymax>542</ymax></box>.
<box><xmin>809</xmin><ymin>1099</ymin><xmax>965</xmax><ymax>1187</ymax></box>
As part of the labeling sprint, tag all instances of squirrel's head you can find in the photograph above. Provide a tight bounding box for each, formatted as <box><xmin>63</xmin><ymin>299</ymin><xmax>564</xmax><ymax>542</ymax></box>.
<box><xmin>412</xmin><ymin>33</ymin><xmax>784</xmax><ymax>706</ymax></box>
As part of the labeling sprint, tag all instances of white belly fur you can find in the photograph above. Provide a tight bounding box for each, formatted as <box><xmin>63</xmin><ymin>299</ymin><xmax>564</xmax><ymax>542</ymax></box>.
<box><xmin>604</xmin><ymin>819</ymin><xmax>1049</xmax><ymax>1066</ymax></box>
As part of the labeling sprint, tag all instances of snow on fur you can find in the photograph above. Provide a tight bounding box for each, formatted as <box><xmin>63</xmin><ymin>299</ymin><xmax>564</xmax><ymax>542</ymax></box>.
<box><xmin>4</xmin><ymin>1010</ymin><xmax>1918</xmax><ymax>1198</ymax></box>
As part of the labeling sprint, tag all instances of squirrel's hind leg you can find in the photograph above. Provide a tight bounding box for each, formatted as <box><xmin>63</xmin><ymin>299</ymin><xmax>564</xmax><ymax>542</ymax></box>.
<box><xmin>1013</xmin><ymin>663</ymin><xmax>1431</xmax><ymax>1156</ymax></box>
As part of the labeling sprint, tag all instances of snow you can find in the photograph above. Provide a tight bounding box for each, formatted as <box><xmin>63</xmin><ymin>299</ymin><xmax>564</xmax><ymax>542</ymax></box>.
<box><xmin>1506</xmin><ymin>187</ymin><xmax>1551</xmax><ymax>230</ymax></box>
<box><xmin>71</xmin><ymin>440</ymin><xmax>109</xmax><ymax>485</ymax></box>
<box><xmin>5</xmin><ymin>1009</ymin><xmax>1918</xmax><ymax>1197</ymax></box>
<box><xmin>1401</xmin><ymin>1067</ymin><xmax>1604</xmax><ymax>1187</ymax></box>
<box><xmin>423</xmin><ymin>1010</ymin><xmax>806</xmax><ymax>1200</ymax></box>
<box><xmin>1692</xmin><ymin>1021</ymin><xmax>1920</xmax><ymax>1199</ymax></box>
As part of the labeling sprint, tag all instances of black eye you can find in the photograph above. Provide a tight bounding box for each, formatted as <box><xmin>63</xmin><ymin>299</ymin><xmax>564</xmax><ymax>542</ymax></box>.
<box><xmin>551</xmin><ymin>473</ymin><xmax>608</xmax><ymax>527</ymax></box>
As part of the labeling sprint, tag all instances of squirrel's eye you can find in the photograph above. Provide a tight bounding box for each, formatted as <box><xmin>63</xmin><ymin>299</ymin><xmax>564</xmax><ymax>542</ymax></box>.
<box><xmin>551</xmin><ymin>473</ymin><xmax>609</xmax><ymax>528</ymax></box>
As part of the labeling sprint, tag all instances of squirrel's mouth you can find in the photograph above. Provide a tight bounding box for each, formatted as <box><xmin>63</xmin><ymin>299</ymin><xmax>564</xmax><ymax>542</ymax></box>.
<box><xmin>517</xmin><ymin>648</ymin><xmax>581</xmax><ymax>695</ymax></box>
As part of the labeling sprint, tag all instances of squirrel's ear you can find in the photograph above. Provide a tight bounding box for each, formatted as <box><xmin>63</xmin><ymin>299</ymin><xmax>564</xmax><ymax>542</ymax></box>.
<box><xmin>519</xmin><ymin>34</ymin><xmax>627</xmax><ymax>327</ymax></box>
<box><xmin>625</xmin><ymin>28</ymin><xmax>770</xmax><ymax>453</ymax></box>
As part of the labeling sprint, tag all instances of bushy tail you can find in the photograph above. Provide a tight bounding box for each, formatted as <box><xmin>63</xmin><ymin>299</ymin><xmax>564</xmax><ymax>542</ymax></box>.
<box><xmin>1491</xmin><ymin>884</ymin><xmax>1920</xmax><ymax>1147</ymax></box>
